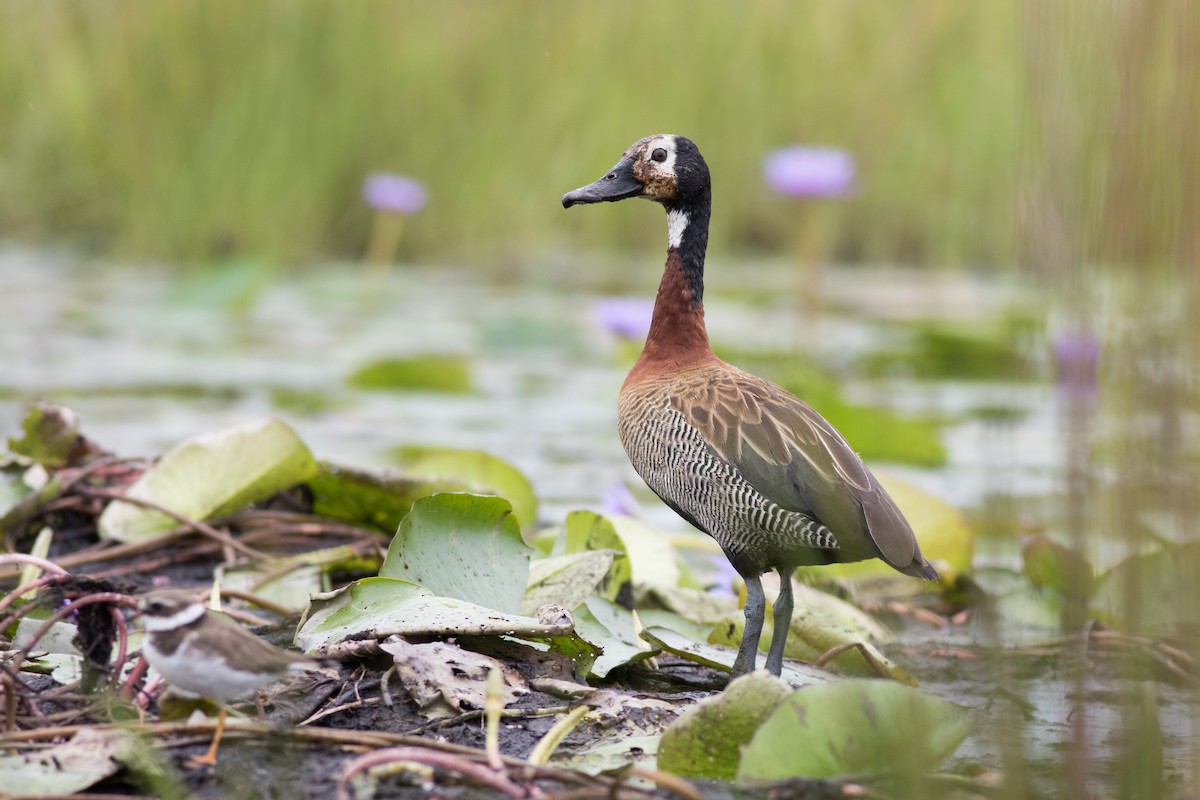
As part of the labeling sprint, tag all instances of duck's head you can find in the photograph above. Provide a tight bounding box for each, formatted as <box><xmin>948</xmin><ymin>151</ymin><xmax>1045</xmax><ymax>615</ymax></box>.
<box><xmin>562</xmin><ymin>135</ymin><xmax>710</xmax><ymax>210</ymax></box>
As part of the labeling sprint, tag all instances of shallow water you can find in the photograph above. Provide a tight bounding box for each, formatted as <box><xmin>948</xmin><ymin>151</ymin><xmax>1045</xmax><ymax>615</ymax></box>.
<box><xmin>0</xmin><ymin>245</ymin><xmax>1056</xmax><ymax>526</ymax></box>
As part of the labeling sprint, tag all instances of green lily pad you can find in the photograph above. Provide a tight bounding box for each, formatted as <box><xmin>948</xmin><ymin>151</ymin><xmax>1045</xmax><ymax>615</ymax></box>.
<box><xmin>559</xmin><ymin>510</ymin><xmax>633</xmax><ymax>605</ymax></box>
<box><xmin>380</xmin><ymin>493</ymin><xmax>531</xmax><ymax>614</ymax></box>
<box><xmin>308</xmin><ymin>462</ymin><xmax>455</xmax><ymax>535</ymax></box>
<box><xmin>97</xmin><ymin>418</ymin><xmax>318</xmax><ymax>543</ymax></box>
<box><xmin>862</xmin><ymin>319</ymin><xmax>1033</xmax><ymax>382</ymax></box>
<box><xmin>737</xmin><ymin>680</ymin><xmax>972</xmax><ymax>782</ymax></box>
<box><xmin>347</xmin><ymin>354</ymin><xmax>472</xmax><ymax>393</ymax></box>
<box><xmin>573</xmin><ymin>595</ymin><xmax>656</xmax><ymax>677</ymax></box>
<box><xmin>636</xmin><ymin>609</ymin><xmax>715</xmax><ymax>644</ymax></box>
<box><xmin>5</xmin><ymin>403</ymin><xmax>80</xmax><ymax>468</ymax></box>
<box><xmin>298</xmin><ymin>577</ymin><xmax>565</xmax><ymax>648</ymax></box>
<box><xmin>608</xmin><ymin>515</ymin><xmax>681</xmax><ymax>588</ymax></box>
<box><xmin>658</xmin><ymin>671</ymin><xmax>794</xmax><ymax>780</ymax></box>
<box><xmin>217</xmin><ymin>562</ymin><xmax>324</xmax><ymax>612</ymax></box>
<box><xmin>296</xmin><ymin>577</ymin><xmax>597</xmax><ymax>672</ymax></box>
<box><xmin>400</xmin><ymin>448</ymin><xmax>538</xmax><ymax>532</ymax></box>
<box><xmin>1021</xmin><ymin>534</ymin><xmax>1093</xmax><ymax>595</ymax></box>
<box><xmin>521</xmin><ymin>551</ymin><xmax>616</xmax><ymax>615</ymax></box>
<box><xmin>1091</xmin><ymin>541</ymin><xmax>1200</xmax><ymax>636</ymax></box>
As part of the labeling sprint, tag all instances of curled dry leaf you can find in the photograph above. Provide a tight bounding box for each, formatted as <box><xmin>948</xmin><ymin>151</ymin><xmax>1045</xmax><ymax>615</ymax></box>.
<box><xmin>379</xmin><ymin>636</ymin><xmax>527</xmax><ymax>719</ymax></box>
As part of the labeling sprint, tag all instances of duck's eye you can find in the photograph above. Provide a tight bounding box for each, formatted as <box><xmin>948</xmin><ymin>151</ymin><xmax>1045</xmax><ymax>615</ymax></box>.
<box><xmin>651</xmin><ymin>148</ymin><xmax>668</xmax><ymax>163</ymax></box>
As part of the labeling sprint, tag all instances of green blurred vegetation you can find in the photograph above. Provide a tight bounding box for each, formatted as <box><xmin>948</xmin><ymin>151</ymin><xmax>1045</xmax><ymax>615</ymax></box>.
<box><xmin>3</xmin><ymin>3</ymin><xmax>1191</xmax><ymax>277</ymax></box>
<box><xmin>0</xmin><ymin>2</ymin><xmax>1028</xmax><ymax>266</ymax></box>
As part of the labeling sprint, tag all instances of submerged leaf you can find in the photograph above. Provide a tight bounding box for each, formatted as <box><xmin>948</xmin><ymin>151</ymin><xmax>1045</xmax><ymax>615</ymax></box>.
<box><xmin>658</xmin><ymin>671</ymin><xmax>794</xmax><ymax>780</ymax></box>
<box><xmin>737</xmin><ymin>680</ymin><xmax>972</xmax><ymax>782</ymax></box>
<box><xmin>97</xmin><ymin>418</ymin><xmax>318</xmax><ymax>543</ymax></box>
<box><xmin>380</xmin><ymin>493</ymin><xmax>531</xmax><ymax>614</ymax></box>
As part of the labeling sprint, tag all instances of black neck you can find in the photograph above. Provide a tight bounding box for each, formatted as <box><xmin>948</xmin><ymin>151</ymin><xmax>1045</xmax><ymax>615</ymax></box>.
<box><xmin>667</xmin><ymin>186</ymin><xmax>711</xmax><ymax>309</ymax></box>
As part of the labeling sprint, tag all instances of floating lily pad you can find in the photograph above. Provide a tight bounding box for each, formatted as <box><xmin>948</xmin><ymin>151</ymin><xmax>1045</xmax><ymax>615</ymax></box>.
<box><xmin>347</xmin><ymin>354</ymin><xmax>472</xmax><ymax>393</ymax></box>
<box><xmin>380</xmin><ymin>493</ymin><xmax>531</xmax><ymax>614</ymax></box>
<box><xmin>98</xmin><ymin>418</ymin><xmax>318</xmax><ymax>543</ymax></box>
<box><xmin>658</xmin><ymin>671</ymin><xmax>794</xmax><ymax>780</ymax></box>
<box><xmin>1091</xmin><ymin>541</ymin><xmax>1200</xmax><ymax>636</ymax></box>
<box><xmin>862</xmin><ymin>319</ymin><xmax>1034</xmax><ymax>381</ymax></box>
<box><xmin>737</xmin><ymin>680</ymin><xmax>972</xmax><ymax>782</ymax></box>
<box><xmin>1021</xmin><ymin>534</ymin><xmax>1093</xmax><ymax>595</ymax></box>
<box><xmin>399</xmin><ymin>448</ymin><xmax>538</xmax><ymax>531</ymax></box>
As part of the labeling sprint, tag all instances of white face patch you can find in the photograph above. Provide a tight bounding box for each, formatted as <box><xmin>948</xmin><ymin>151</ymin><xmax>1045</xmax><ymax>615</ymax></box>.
<box><xmin>143</xmin><ymin>602</ymin><xmax>206</xmax><ymax>632</ymax></box>
<box><xmin>667</xmin><ymin>209</ymin><xmax>689</xmax><ymax>249</ymax></box>
<box><xmin>644</xmin><ymin>134</ymin><xmax>677</xmax><ymax>178</ymax></box>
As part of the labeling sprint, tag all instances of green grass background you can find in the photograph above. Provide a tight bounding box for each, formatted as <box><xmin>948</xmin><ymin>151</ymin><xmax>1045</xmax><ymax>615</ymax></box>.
<box><xmin>0</xmin><ymin>2</ymin><xmax>1192</xmax><ymax>273</ymax></box>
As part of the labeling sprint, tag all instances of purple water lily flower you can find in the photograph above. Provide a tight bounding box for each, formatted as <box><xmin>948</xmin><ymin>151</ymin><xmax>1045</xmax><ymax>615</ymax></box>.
<box><xmin>763</xmin><ymin>147</ymin><xmax>856</xmax><ymax>198</ymax></box>
<box><xmin>593</xmin><ymin>297</ymin><xmax>654</xmax><ymax>340</ymax></box>
<box><xmin>600</xmin><ymin>479</ymin><xmax>641</xmax><ymax>518</ymax></box>
<box><xmin>1053</xmin><ymin>330</ymin><xmax>1100</xmax><ymax>405</ymax></box>
<box><xmin>363</xmin><ymin>173</ymin><xmax>427</xmax><ymax>214</ymax></box>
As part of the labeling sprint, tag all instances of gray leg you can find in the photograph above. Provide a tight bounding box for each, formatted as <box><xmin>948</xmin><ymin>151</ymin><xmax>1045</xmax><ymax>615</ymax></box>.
<box><xmin>731</xmin><ymin>574</ymin><xmax>765</xmax><ymax>677</ymax></box>
<box><xmin>765</xmin><ymin>567</ymin><xmax>795</xmax><ymax>676</ymax></box>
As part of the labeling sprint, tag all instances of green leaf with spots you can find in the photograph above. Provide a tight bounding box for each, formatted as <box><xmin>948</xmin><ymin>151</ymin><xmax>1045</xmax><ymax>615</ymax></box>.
<box><xmin>380</xmin><ymin>493</ymin><xmax>531</xmax><ymax>614</ymax></box>
<box><xmin>737</xmin><ymin>680</ymin><xmax>972</xmax><ymax>782</ymax></box>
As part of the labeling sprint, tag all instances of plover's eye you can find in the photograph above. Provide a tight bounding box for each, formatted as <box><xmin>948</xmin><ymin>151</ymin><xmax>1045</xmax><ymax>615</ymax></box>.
<box><xmin>651</xmin><ymin>148</ymin><xmax>668</xmax><ymax>163</ymax></box>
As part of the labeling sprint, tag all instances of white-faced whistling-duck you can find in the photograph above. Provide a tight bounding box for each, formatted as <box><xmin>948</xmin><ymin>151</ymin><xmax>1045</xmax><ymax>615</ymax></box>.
<box><xmin>562</xmin><ymin>135</ymin><xmax>939</xmax><ymax>679</ymax></box>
